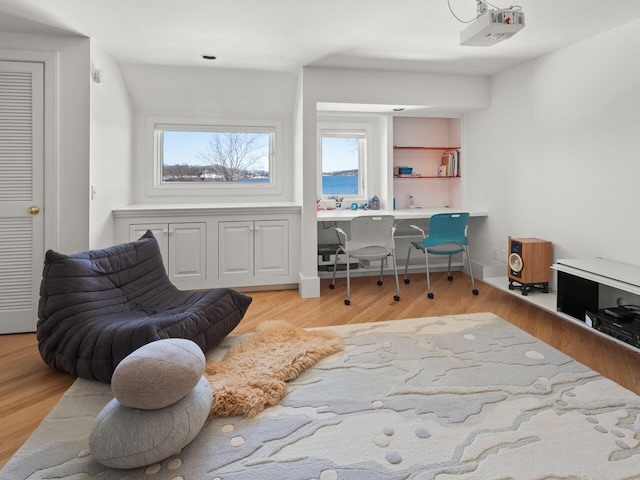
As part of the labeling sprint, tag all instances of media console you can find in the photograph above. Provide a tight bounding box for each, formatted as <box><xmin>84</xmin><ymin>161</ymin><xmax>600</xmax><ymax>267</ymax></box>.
<box><xmin>485</xmin><ymin>258</ymin><xmax>640</xmax><ymax>353</ymax></box>
<box><xmin>552</xmin><ymin>258</ymin><xmax>640</xmax><ymax>351</ymax></box>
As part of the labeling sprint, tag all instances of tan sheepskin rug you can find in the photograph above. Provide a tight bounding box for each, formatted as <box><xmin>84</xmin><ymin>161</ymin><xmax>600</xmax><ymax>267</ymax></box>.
<box><xmin>204</xmin><ymin>320</ymin><xmax>343</xmax><ymax>418</ymax></box>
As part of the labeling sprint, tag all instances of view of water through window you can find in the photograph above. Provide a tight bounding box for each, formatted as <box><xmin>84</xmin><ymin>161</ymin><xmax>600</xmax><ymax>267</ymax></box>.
<box><xmin>321</xmin><ymin>136</ymin><xmax>360</xmax><ymax>195</ymax></box>
<box><xmin>162</xmin><ymin>130</ymin><xmax>271</xmax><ymax>183</ymax></box>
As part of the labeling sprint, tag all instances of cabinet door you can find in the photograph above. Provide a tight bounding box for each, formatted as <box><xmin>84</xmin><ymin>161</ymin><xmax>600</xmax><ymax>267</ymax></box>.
<box><xmin>218</xmin><ymin>221</ymin><xmax>254</xmax><ymax>280</ymax></box>
<box><xmin>168</xmin><ymin>223</ymin><xmax>206</xmax><ymax>282</ymax></box>
<box><xmin>255</xmin><ymin>220</ymin><xmax>289</xmax><ymax>277</ymax></box>
<box><xmin>129</xmin><ymin>224</ymin><xmax>169</xmax><ymax>272</ymax></box>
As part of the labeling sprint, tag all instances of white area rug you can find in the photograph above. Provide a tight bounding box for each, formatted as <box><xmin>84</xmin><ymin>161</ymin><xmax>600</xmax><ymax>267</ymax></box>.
<box><xmin>3</xmin><ymin>312</ymin><xmax>640</xmax><ymax>479</ymax></box>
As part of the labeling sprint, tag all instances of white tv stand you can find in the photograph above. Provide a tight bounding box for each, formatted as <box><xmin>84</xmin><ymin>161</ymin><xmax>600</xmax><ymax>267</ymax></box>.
<box><xmin>485</xmin><ymin>258</ymin><xmax>640</xmax><ymax>353</ymax></box>
<box><xmin>552</xmin><ymin>258</ymin><xmax>640</xmax><ymax>296</ymax></box>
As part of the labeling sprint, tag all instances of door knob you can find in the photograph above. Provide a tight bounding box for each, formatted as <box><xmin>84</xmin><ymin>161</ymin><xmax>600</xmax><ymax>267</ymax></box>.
<box><xmin>27</xmin><ymin>205</ymin><xmax>40</xmax><ymax>215</ymax></box>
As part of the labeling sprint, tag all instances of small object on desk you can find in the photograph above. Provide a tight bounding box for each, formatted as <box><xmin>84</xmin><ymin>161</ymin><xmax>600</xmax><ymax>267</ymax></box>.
<box><xmin>368</xmin><ymin>195</ymin><xmax>380</xmax><ymax>210</ymax></box>
<box><xmin>350</xmin><ymin>202</ymin><xmax>358</xmax><ymax>210</ymax></box>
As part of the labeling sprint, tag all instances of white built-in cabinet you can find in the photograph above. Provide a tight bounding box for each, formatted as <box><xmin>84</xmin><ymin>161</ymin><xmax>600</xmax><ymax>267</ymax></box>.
<box><xmin>129</xmin><ymin>223</ymin><xmax>206</xmax><ymax>284</ymax></box>
<box><xmin>113</xmin><ymin>204</ymin><xmax>300</xmax><ymax>290</ymax></box>
<box><xmin>218</xmin><ymin>220</ymin><xmax>289</xmax><ymax>281</ymax></box>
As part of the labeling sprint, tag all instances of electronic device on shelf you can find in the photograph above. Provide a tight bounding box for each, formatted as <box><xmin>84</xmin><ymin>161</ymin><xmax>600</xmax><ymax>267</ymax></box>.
<box><xmin>585</xmin><ymin>309</ymin><xmax>640</xmax><ymax>349</ymax></box>
<box><xmin>507</xmin><ymin>237</ymin><xmax>552</xmax><ymax>296</ymax></box>
<box><xmin>603</xmin><ymin>306</ymin><xmax>636</xmax><ymax>320</ymax></box>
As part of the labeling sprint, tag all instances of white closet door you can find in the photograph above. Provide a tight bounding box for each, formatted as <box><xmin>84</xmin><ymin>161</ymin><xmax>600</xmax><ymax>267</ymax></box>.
<box><xmin>0</xmin><ymin>61</ymin><xmax>44</xmax><ymax>334</ymax></box>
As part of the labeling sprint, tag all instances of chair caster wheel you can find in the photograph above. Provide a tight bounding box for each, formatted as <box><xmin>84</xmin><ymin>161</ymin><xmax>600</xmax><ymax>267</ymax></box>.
<box><xmin>508</xmin><ymin>284</ymin><xmax>514</xmax><ymax>290</ymax></box>
<box><xmin>404</xmin><ymin>279</ymin><xmax>410</xmax><ymax>284</ymax></box>
<box><xmin>394</xmin><ymin>295</ymin><xmax>400</xmax><ymax>301</ymax></box>
<box><xmin>472</xmin><ymin>289</ymin><xmax>479</xmax><ymax>295</ymax></box>
<box><xmin>344</xmin><ymin>299</ymin><xmax>350</xmax><ymax>305</ymax></box>
<box><xmin>329</xmin><ymin>284</ymin><xmax>335</xmax><ymax>289</ymax></box>
<box><xmin>377</xmin><ymin>280</ymin><xmax>383</xmax><ymax>286</ymax></box>
<box><xmin>428</xmin><ymin>293</ymin><xmax>434</xmax><ymax>299</ymax></box>
<box><xmin>448</xmin><ymin>275</ymin><xmax>453</xmax><ymax>281</ymax></box>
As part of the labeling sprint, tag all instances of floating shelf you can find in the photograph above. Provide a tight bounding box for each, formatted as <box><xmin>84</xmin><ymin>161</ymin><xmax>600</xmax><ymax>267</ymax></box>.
<box><xmin>393</xmin><ymin>175</ymin><xmax>460</xmax><ymax>179</ymax></box>
<box><xmin>393</xmin><ymin>146</ymin><xmax>460</xmax><ymax>151</ymax></box>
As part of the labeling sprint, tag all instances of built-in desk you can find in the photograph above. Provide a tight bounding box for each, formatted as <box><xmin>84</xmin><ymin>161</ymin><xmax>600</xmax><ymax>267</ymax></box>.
<box><xmin>316</xmin><ymin>207</ymin><xmax>488</xmax><ymax>277</ymax></box>
<box><xmin>316</xmin><ymin>207</ymin><xmax>488</xmax><ymax>222</ymax></box>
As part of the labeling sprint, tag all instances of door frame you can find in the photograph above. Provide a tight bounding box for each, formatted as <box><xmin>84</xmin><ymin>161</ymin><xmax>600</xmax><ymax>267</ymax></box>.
<box><xmin>0</xmin><ymin>49</ymin><xmax>58</xmax><ymax>332</ymax></box>
<box><xmin>0</xmin><ymin>48</ymin><xmax>58</xmax><ymax>252</ymax></box>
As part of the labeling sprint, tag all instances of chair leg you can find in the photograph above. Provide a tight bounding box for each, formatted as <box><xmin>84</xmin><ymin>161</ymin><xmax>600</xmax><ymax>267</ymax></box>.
<box><xmin>377</xmin><ymin>258</ymin><xmax>384</xmax><ymax>286</ymax></box>
<box><xmin>329</xmin><ymin>247</ymin><xmax>341</xmax><ymax>290</ymax></box>
<box><xmin>447</xmin><ymin>254</ymin><xmax>453</xmax><ymax>281</ymax></box>
<box><xmin>345</xmin><ymin>253</ymin><xmax>351</xmax><ymax>305</ymax></box>
<box><xmin>465</xmin><ymin>245</ymin><xmax>479</xmax><ymax>295</ymax></box>
<box><xmin>391</xmin><ymin>250</ymin><xmax>400</xmax><ymax>301</ymax></box>
<box><xmin>404</xmin><ymin>245</ymin><xmax>412</xmax><ymax>284</ymax></box>
<box><xmin>425</xmin><ymin>252</ymin><xmax>434</xmax><ymax>299</ymax></box>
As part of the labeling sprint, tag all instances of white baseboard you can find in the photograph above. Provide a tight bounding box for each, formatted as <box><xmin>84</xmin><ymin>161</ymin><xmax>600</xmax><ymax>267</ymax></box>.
<box><xmin>480</xmin><ymin>263</ymin><xmax>507</xmax><ymax>279</ymax></box>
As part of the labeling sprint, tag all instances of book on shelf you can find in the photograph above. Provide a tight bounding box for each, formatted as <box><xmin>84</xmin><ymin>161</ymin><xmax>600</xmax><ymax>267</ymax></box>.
<box><xmin>441</xmin><ymin>150</ymin><xmax>460</xmax><ymax>177</ymax></box>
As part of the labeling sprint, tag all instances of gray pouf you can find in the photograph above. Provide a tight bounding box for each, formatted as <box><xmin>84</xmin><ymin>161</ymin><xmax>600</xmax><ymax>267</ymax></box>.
<box><xmin>111</xmin><ymin>338</ymin><xmax>205</xmax><ymax>410</ymax></box>
<box><xmin>89</xmin><ymin>376</ymin><xmax>212</xmax><ymax>469</ymax></box>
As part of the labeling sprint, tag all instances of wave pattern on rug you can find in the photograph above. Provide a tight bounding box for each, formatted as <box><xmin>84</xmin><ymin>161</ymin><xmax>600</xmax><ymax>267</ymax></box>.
<box><xmin>5</xmin><ymin>313</ymin><xmax>640</xmax><ymax>480</ymax></box>
<box><xmin>204</xmin><ymin>320</ymin><xmax>343</xmax><ymax>417</ymax></box>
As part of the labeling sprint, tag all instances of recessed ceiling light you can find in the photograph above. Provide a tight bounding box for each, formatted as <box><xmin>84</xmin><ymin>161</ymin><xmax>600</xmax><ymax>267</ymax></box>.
<box><xmin>201</xmin><ymin>54</ymin><xmax>217</xmax><ymax>60</ymax></box>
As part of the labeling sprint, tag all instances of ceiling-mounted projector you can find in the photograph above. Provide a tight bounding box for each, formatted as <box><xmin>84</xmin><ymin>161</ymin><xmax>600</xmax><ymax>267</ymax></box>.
<box><xmin>460</xmin><ymin>4</ymin><xmax>525</xmax><ymax>46</ymax></box>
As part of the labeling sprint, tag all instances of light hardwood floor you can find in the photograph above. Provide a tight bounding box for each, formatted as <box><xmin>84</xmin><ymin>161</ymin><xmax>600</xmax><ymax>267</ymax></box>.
<box><xmin>2</xmin><ymin>273</ymin><xmax>640</xmax><ymax>469</ymax></box>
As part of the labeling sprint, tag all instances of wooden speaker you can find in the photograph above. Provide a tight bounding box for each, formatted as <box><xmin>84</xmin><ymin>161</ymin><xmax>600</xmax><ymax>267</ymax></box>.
<box><xmin>508</xmin><ymin>237</ymin><xmax>552</xmax><ymax>284</ymax></box>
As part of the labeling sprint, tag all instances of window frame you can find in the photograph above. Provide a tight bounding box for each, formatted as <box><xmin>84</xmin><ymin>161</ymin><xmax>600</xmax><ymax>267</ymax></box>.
<box><xmin>146</xmin><ymin>117</ymin><xmax>281</xmax><ymax>198</ymax></box>
<box><xmin>317</xmin><ymin>120</ymin><xmax>373</xmax><ymax>202</ymax></box>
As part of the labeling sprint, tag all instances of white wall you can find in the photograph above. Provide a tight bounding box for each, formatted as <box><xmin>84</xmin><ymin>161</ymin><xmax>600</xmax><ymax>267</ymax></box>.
<box><xmin>120</xmin><ymin>64</ymin><xmax>298</xmax><ymax>204</ymax></box>
<box><xmin>464</xmin><ymin>19</ymin><xmax>640</xmax><ymax>280</ymax></box>
<box><xmin>89</xmin><ymin>44</ymin><xmax>134</xmax><ymax>248</ymax></box>
<box><xmin>0</xmin><ymin>32</ymin><xmax>90</xmax><ymax>253</ymax></box>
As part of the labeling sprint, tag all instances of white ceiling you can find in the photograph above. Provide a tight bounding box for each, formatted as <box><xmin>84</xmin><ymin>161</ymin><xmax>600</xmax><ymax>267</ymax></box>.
<box><xmin>1</xmin><ymin>0</ymin><xmax>640</xmax><ymax>76</ymax></box>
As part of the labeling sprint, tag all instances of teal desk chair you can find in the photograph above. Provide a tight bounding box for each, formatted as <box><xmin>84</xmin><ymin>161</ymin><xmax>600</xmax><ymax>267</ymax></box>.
<box><xmin>329</xmin><ymin>215</ymin><xmax>400</xmax><ymax>305</ymax></box>
<box><xmin>403</xmin><ymin>212</ymin><xmax>478</xmax><ymax>299</ymax></box>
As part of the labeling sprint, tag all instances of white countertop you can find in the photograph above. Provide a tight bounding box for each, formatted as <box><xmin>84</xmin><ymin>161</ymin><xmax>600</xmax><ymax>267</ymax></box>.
<box><xmin>112</xmin><ymin>202</ymin><xmax>302</xmax><ymax>218</ymax></box>
<box><xmin>316</xmin><ymin>207</ymin><xmax>488</xmax><ymax>222</ymax></box>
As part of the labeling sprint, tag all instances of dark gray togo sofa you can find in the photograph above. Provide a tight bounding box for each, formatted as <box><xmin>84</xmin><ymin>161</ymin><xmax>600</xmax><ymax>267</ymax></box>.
<box><xmin>37</xmin><ymin>230</ymin><xmax>252</xmax><ymax>383</ymax></box>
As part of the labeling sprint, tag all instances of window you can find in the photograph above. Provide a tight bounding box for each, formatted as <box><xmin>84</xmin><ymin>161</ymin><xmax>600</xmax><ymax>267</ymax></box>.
<box><xmin>158</xmin><ymin>125</ymin><xmax>273</xmax><ymax>184</ymax></box>
<box><xmin>319</xmin><ymin>130</ymin><xmax>366</xmax><ymax>198</ymax></box>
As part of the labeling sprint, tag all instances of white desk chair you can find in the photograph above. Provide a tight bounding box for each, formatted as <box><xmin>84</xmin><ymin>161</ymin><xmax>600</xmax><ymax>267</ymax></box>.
<box><xmin>329</xmin><ymin>215</ymin><xmax>400</xmax><ymax>306</ymax></box>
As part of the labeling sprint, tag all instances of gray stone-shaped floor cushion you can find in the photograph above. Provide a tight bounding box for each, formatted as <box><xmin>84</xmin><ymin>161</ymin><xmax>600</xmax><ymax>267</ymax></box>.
<box><xmin>37</xmin><ymin>231</ymin><xmax>252</xmax><ymax>383</ymax></box>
